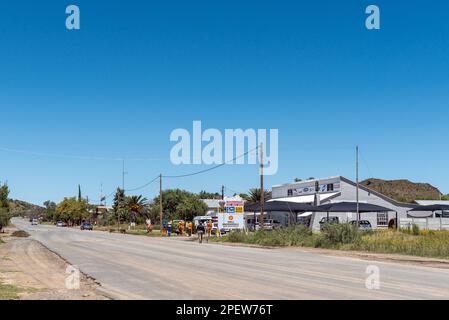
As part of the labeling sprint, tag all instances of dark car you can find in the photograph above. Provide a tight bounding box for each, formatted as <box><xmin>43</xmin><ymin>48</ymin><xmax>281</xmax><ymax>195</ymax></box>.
<box><xmin>80</xmin><ymin>222</ymin><xmax>93</xmax><ymax>231</ymax></box>
<box><xmin>319</xmin><ymin>216</ymin><xmax>340</xmax><ymax>230</ymax></box>
<box><xmin>350</xmin><ymin>220</ymin><xmax>372</xmax><ymax>231</ymax></box>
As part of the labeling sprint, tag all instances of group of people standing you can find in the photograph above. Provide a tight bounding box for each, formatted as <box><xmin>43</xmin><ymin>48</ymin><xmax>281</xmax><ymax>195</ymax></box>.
<box><xmin>152</xmin><ymin>219</ymin><xmax>217</xmax><ymax>244</ymax></box>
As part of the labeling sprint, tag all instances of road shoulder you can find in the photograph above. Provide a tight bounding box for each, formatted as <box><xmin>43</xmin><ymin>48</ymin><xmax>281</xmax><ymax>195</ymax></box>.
<box><xmin>0</xmin><ymin>227</ymin><xmax>110</xmax><ymax>300</ymax></box>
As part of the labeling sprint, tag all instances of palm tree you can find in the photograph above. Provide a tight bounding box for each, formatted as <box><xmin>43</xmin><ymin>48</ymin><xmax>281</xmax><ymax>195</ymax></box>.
<box><xmin>126</xmin><ymin>195</ymin><xmax>148</xmax><ymax>222</ymax></box>
<box><xmin>247</xmin><ymin>188</ymin><xmax>272</xmax><ymax>204</ymax></box>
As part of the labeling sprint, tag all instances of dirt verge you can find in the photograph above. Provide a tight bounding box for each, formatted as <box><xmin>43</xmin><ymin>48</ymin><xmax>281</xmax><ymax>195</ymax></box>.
<box><xmin>0</xmin><ymin>227</ymin><xmax>110</xmax><ymax>300</ymax></box>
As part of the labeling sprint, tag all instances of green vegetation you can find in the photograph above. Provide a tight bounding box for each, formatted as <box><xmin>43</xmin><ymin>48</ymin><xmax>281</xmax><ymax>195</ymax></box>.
<box><xmin>0</xmin><ymin>281</ymin><xmax>22</xmax><ymax>300</ymax></box>
<box><xmin>54</xmin><ymin>197</ymin><xmax>93</xmax><ymax>225</ymax></box>
<box><xmin>361</xmin><ymin>178</ymin><xmax>442</xmax><ymax>203</ymax></box>
<box><xmin>0</xmin><ymin>183</ymin><xmax>11</xmax><ymax>232</ymax></box>
<box><xmin>216</xmin><ymin>224</ymin><xmax>449</xmax><ymax>259</ymax></box>
<box><xmin>244</xmin><ymin>188</ymin><xmax>272</xmax><ymax>203</ymax></box>
<box><xmin>148</xmin><ymin>189</ymin><xmax>208</xmax><ymax>222</ymax></box>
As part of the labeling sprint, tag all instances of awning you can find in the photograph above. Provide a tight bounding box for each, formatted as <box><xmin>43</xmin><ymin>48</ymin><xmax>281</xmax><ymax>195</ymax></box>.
<box><xmin>298</xmin><ymin>211</ymin><xmax>313</xmax><ymax>217</ymax></box>
<box><xmin>244</xmin><ymin>201</ymin><xmax>318</xmax><ymax>213</ymax></box>
<box><xmin>269</xmin><ymin>192</ymin><xmax>340</xmax><ymax>204</ymax></box>
<box><xmin>409</xmin><ymin>205</ymin><xmax>449</xmax><ymax>212</ymax></box>
<box><xmin>315</xmin><ymin>202</ymin><xmax>394</xmax><ymax>213</ymax></box>
<box><xmin>408</xmin><ymin>204</ymin><xmax>449</xmax><ymax>218</ymax></box>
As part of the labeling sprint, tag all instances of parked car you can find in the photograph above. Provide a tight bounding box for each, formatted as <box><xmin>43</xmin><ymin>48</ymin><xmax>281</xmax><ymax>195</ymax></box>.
<box><xmin>319</xmin><ymin>216</ymin><xmax>340</xmax><ymax>230</ymax></box>
<box><xmin>80</xmin><ymin>222</ymin><xmax>93</xmax><ymax>231</ymax></box>
<box><xmin>31</xmin><ymin>218</ymin><xmax>39</xmax><ymax>226</ymax></box>
<box><xmin>56</xmin><ymin>221</ymin><xmax>67</xmax><ymax>227</ymax></box>
<box><xmin>350</xmin><ymin>220</ymin><xmax>372</xmax><ymax>231</ymax></box>
<box><xmin>261</xmin><ymin>219</ymin><xmax>282</xmax><ymax>230</ymax></box>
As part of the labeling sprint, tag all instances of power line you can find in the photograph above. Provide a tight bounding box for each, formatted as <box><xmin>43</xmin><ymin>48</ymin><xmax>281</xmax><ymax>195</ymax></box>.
<box><xmin>163</xmin><ymin>146</ymin><xmax>259</xmax><ymax>179</ymax></box>
<box><xmin>224</xmin><ymin>186</ymin><xmax>241</xmax><ymax>196</ymax></box>
<box><xmin>359</xmin><ymin>149</ymin><xmax>375</xmax><ymax>180</ymax></box>
<box><xmin>125</xmin><ymin>175</ymin><xmax>160</xmax><ymax>192</ymax></box>
<box><xmin>0</xmin><ymin>147</ymin><xmax>166</xmax><ymax>162</ymax></box>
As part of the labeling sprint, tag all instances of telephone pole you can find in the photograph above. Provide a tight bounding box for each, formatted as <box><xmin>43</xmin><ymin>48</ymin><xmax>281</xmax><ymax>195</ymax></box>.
<box><xmin>259</xmin><ymin>143</ymin><xmax>264</xmax><ymax>228</ymax></box>
<box><xmin>356</xmin><ymin>146</ymin><xmax>360</xmax><ymax>228</ymax></box>
<box><xmin>122</xmin><ymin>159</ymin><xmax>125</xmax><ymax>190</ymax></box>
<box><xmin>118</xmin><ymin>159</ymin><xmax>126</xmax><ymax>232</ymax></box>
<box><xmin>159</xmin><ymin>174</ymin><xmax>163</xmax><ymax>233</ymax></box>
<box><xmin>221</xmin><ymin>185</ymin><xmax>225</xmax><ymax>200</ymax></box>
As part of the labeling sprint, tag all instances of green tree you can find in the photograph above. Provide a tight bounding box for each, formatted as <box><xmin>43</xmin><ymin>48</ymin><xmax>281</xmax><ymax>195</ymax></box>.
<box><xmin>149</xmin><ymin>189</ymin><xmax>208</xmax><ymax>222</ymax></box>
<box><xmin>126</xmin><ymin>195</ymin><xmax>147</xmax><ymax>223</ymax></box>
<box><xmin>78</xmin><ymin>185</ymin><xmax>82</xmax><ymax>202</ymax></box>
<box><xmin>198</xmin><ymin>190</ymin><xmax>221</xmax><ymax>199</ymax></box>
<box><xmin>112</xmin><ymin>188</ymin><xmax>129</xmax><ymax>224</ymax></box>
<box><xmin>0</xmin><ymin>183</ymin><xmax>10</xmax><ymax>232</ymax></box>
<box><xmin>43</xmin><ymin>200</ymin><xmax>57</xmax><ymax>222</ymax></box>
<box><xmin>55</xmin><ymin>197</ymin><xmax>90</xmax><ymax>225</ymax></box>
<box><xmin>239</xmin><ymin>193</ymin><xmax>250</xmax><ymax>201</ymax></box>
<box><xmin>247</xmin><ymin>188</ymin><xmax>272</xmax><ymax>204</ymax></box>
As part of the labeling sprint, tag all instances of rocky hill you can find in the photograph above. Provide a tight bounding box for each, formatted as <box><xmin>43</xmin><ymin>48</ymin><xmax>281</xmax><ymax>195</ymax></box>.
<box><xmin>8</xmin><ymin>199</ymin><xmax>45</xmax><ymax>217</ymax></box>
<box><xmin>361</xmin><ymin>178</ymin><xmax>444</xmax><ymax>203</ymax></box>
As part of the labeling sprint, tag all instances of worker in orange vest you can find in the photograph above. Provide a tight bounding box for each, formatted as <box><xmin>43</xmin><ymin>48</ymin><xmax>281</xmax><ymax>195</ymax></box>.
<box><xmin>180</xmin><ymin>221</ymin><xmax>185</xmax><ymax>236</ymax></box>
<box><xmin>207</xmin><ymin>220</ymin><xmax>213</xmax><ymax>238</ymax></box>
<box><xmin>187</xmin><ymin>221</ymin><xmax>192</xmax><ymax>237</ymax></box>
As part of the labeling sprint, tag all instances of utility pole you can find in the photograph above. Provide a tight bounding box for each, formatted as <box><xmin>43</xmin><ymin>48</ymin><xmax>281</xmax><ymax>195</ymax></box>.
<box><xmin>356</xmin><ymin>146</ymin><xmax>360</xmax><ymax>228</ymax></box>
<box><xmin>160</xmin><ymin>174</ymin><xmax>163</xmax><ymax>234</ymax></box>
<box><xmin>259</xmin><ymin>143</ymin><xmax>264</xmax><ymax>228</ymax></box>
<box><xmin>118</xmin><ymin>159</ymin><xmax>126</xmax><ymax>232</ymax></box>
<box><xmin>221</xmin><ymin>185</ymin><xmax>225</xmax><ymax>200</ymax></box>
<box><xmin>122</xmin><ymin>159</ymin><xmax>125</xmax><ymax>191</ymax></box>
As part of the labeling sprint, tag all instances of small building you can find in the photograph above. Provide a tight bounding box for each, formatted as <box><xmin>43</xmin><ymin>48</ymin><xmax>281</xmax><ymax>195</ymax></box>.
<box><xmin>271</xmin><ymin>176</ymin><xmax>416</xmax><ymax>232</ymax></box>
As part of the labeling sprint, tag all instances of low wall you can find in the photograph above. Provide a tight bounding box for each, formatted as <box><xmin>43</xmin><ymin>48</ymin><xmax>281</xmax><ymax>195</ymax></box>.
<box><xmin>400</xmin><ymin>218</ymin><xmax>449</xmax><ymax>231</ymax></box>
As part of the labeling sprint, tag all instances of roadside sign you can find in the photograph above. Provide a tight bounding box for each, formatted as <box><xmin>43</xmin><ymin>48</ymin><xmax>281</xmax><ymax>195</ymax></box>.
<box><xmin>219</xmin><ymin>199</ymin><xmax>245</xmax><ymax>230</ymax></box>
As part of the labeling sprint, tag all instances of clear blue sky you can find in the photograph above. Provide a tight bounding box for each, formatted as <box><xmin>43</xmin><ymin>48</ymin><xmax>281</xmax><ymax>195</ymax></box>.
<box><xmin>1</xmin><ymin>0</ymin><xmax>448</xmax><ymax>205</ymax></box>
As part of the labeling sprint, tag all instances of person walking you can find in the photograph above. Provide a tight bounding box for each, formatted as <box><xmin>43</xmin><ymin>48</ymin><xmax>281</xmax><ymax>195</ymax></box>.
<box><xmin>197</xmin><ymin>221</ymin><xmax>205</xmax><ymax>244</ymax></box>
<box><xmin>187</xmin><ymin>221</ymin><xmax>192</xmax><ymax>237</ymax></box>
<box><xmin>167</xmin><ymin>221</ymin><xmax>172</xmax><ymax>237</ymax></box>
<box><xmin>207</xmin><ymin>220</ymin><xmax>213</xmax><ymax>238</ymax></box>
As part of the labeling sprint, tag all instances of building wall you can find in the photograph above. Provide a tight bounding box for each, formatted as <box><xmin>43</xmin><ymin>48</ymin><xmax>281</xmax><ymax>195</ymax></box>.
<box><xmin>309</xmin><ymin>179</ymin><xmax>414</xmax><ymax>232</ymax></box>
<box><xmin>271</xmin><ymin>176</ymin><xmax>415</xmax><ymax>232</ymax></box>
<box><xmin>272</xmin><ymin>177</ymin><xmax>341</xmax><ymax>199</ymax></box>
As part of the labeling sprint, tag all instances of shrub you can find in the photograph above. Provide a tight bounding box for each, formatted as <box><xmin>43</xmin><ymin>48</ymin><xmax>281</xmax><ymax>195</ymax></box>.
<box><xmin>401</xmin><ymin>224</ymin><xmax>420</xmax><ymax>236</ymax></box>
<box><xmin>317</xmin><ymin>223</ymin><xmax>362</xmax><ymax>248</ymax></box>
<box><xmin>227</xmin><ymin>230</ymin><xmax>248</xmax><ymax>243</ymax></box>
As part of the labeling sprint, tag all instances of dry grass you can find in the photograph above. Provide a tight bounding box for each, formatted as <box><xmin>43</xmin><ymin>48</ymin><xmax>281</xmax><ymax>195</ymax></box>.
<box><xmin>216</xmin><ymin>225</ymin><xmax>449</xmax><ymax>259</ymax></box>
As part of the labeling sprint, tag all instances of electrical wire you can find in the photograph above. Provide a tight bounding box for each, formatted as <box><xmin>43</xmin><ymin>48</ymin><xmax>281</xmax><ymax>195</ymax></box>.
<box><xmin>0</xmin><ymin>147</ymin><xmax>166</xmax><ymax>161</ymax></box>
<box><xmin>163</xmin><ymin>146</ymin><xmax>259</xmax><ymax>179</ymax></box>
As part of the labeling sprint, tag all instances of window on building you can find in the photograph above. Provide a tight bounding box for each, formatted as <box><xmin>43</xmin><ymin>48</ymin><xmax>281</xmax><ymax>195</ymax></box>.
<box><xmin>377</xmin><ymin>212</ymin><xmax>388</xmax><ymax>226</ymax></box>
<box><xmin>327</xmin><ymin>184</ymin><xmax>334</xmax><ymax>192</ymax></box>
<box><xmin>287</xmin><ymin>189</ymin><xmax>293</xmax><ymax>197</ymax></box>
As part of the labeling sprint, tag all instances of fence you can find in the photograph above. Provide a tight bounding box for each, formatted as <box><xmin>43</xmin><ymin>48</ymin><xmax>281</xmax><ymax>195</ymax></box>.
<box><xmin>400</xmin><ymin>218</ymin><xmax>449</xmax><ymax>231</ymax></box>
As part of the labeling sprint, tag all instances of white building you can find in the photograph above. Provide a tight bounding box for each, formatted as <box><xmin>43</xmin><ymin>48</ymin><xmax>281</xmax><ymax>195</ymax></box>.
<box><xmin>271</xmin><ymin>176</ymin><xmax>415</xmax><ymax>231</ymax></box>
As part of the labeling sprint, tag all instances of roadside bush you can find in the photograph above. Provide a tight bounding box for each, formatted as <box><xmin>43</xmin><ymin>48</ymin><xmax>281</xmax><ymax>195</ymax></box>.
<box><xmin>314</xmin><ymin>223</ymin><xmax>362</xmax><ymax>248</ymax></box>
<box><xmin>401</xmin><ymin>224</ymin><xmax>420</xmax><ymax>236</ymax></box>
<box><xmin>227</xmin><ymin>226</ymin><xmax>315</xmax><ymax>247</ymax></box>
<box><xmin>227</xmin><ymin>230</ymin><xmax>249</xmax><ymax>243</ymax></box>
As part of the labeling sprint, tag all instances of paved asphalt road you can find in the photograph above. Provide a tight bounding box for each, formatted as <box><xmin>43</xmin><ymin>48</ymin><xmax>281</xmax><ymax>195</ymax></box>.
<box><xmin>13</xmin><ymin>218</ymin><xmax>449</xmax><ymax>300</ymax></box>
